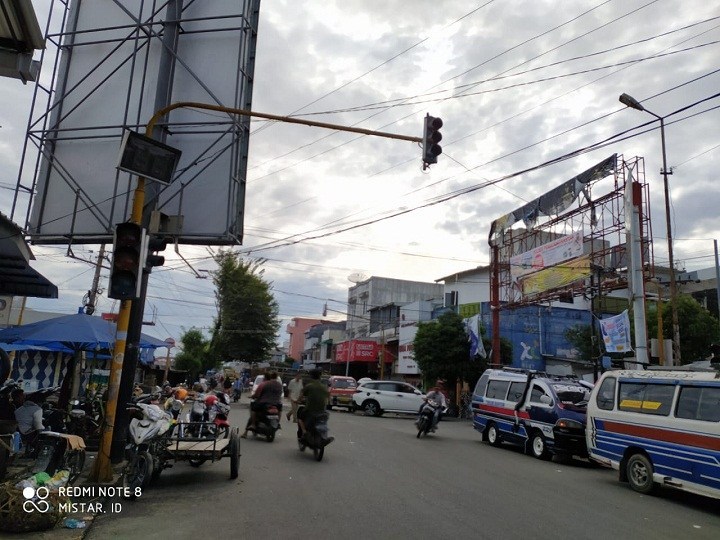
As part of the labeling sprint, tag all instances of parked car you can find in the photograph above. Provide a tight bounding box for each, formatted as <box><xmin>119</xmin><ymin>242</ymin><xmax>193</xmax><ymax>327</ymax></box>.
<box><xmin>327</xmin><ymin>376</ymin><xmax>357</xmax><ymax>411</ymax></box>
<box><xmin>471</xmin><ymin>368</ymin><xmax>591</xmax><ymax>460</ymax></box>
<box><xmin>353</xmin><ymin>381</ymin><xmax>425</xmax><ymax>416</ymax></box>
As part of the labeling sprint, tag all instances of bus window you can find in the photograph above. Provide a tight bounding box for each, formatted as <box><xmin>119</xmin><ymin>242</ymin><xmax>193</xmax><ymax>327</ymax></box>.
<box><xmin>596</xmin><ymin>376</ymin><xmax>615</xmax><ymax>411</ymax></box>
<box><xmin>619</xmin><ymin>382</ymin><xmax>674</xmax><ymax>416</ymax></box>
<box><xmin>486</xmin><ymin>380</ymin><xmax>510</xmax><ymax>400</ymax></box>
<box><xmin>507</xmin><ymin>382</ymin><xmax>525</xmax><ymax>403</ymax></box>
<box><xmin>677</xmin><ymin>386</ymin><xmax>720</xmax><ymax>422</ymax></box>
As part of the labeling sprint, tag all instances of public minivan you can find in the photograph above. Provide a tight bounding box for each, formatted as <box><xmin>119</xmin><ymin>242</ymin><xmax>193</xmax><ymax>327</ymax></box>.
<box><xmin>471</xmin><ymin>369</ymin><xmax>591</xmax><ymax>460</ymax></box>
<box><xmin>587</xmin><ymin>369</ymin><xmax>720</xmax><ymax>499</ymax></box>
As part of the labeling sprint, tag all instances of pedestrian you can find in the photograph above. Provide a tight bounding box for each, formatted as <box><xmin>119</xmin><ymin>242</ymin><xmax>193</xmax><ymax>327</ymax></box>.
<box><xmin>12</xmin><ymin>389</ymin><xmax>45</xmax><ymax>436</ymax></box>
<box><xmin>286</xmin><ymin>372</ymin><xmax>303</xmax><ymax>423</ymax></box>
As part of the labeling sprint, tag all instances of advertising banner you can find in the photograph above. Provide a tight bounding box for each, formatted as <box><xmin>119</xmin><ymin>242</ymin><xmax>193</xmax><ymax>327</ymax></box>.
<box><xmin>521</xmin><ymin>255</ymin><xmax>591</xmax><ymax>296</ymax></box>
<box><xmin>510</xmin><ymin>231</ymin><xmax>584</xmax><ymax>281</ymax></box>
<box><xmin>598</xmin><ymin>310</ymin><xmax>632</xmax><ymax>353</ymax></box>
<box><xmin>335</xmin><ymin>340</ymin><xmax>378</xmax><ymax>363</ymax></box>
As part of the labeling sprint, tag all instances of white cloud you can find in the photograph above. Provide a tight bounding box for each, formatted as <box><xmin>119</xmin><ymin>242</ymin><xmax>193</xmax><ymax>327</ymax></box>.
<box><xmin>1</xmin><ymin>0</ymin><xmax>718</xmax><ymax>347</ymax></box>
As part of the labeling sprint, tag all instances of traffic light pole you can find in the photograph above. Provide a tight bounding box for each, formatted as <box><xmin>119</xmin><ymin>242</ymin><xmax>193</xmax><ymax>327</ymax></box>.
<box><xmin>90</xmin><ymin>102</ymin><xmax>425</xmax><ymax>482</ymax></box>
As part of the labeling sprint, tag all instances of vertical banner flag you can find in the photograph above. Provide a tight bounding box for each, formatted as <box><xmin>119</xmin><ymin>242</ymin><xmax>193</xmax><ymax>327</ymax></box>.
<box><xmin>598</xmin><ymin>310</ymin><xmax>632</xmax><ymax>353</ymax></box>
<box><xmin>464</xmin><ymin>314</ymin><xmax>486</xmax><ymax>359</ymax></box>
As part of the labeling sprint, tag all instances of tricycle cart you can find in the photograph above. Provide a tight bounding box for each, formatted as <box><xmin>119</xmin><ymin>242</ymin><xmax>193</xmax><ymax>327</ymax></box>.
<box><xmin>165</xmin><ymin>423</ymin><xmax>241</xmax><ymax>479</ymax></box>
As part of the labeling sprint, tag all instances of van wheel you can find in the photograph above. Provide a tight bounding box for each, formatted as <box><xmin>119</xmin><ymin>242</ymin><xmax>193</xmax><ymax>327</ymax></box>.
<box><xmin>529</xmin><ymin>431</ymin><xmax>550</xmax><ymax>460</ymax></box>
<box><xmin>627</xmin><ymin>453</ymin><xmax>655</xmax><ymax>494</ymax></box>
<box><xmin>487</xmin><ymin>423</ymin><xmax>502</xmax><ymax>447</ymax></box>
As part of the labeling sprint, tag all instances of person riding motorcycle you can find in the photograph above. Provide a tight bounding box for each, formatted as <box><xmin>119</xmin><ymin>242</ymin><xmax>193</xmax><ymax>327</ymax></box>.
<box><xmin>298</xmin><ymin>369</ymin><xmax>334</xmax><ymax>446</ymax></box>
<box><xmin>418</xmin><ymin>381</ymin><xmax>447</xmax><ymax>432</ymax></box>
<box><xmin>241</xmin><ymin>371</ymin><xmax>283</xmax><ymax>438</ymax></box>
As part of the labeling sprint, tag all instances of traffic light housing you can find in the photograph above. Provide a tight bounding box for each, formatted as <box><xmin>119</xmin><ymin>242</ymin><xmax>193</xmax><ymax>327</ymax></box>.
<box><xmin>144</xmin><ymin>235</ymin><xmax>168</xmax><ymax>269</ymax></box>
<box><xmin>109</xmin><ymin>223</ymin><xmax>143</xmax><ymax>300</ymax></box>
<box><xmin>422</xmin><ymin>114</ymin><xmax>443</xmax><ymax>169</ymax></box>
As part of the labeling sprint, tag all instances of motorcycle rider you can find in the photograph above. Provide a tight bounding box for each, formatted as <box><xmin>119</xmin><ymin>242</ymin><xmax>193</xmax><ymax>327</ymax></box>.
<box><xmin>418</xmin><ymin>380</ymin><xmax>447</xmax><ymax>432</ymax></box>
<box><xmin>241</xmin><ymin>371</ymin><xmax>283</xmax><ymax>438</ymax></box>
<box><xmin>297</xmin><ymin>369</ymin><xmax>333</xmax><ymax>446</ymax></box>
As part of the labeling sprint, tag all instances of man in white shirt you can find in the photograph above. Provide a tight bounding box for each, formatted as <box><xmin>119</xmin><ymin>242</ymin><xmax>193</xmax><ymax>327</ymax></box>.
<box><xmin>12</xmin><ymin>389</ymin><xmax>44</xmax><ymax>435</ymax></box>
<box><xmin>286</xmin><ymin>373</ymin><xmax>304</xmax><ymax>423</ymax></box>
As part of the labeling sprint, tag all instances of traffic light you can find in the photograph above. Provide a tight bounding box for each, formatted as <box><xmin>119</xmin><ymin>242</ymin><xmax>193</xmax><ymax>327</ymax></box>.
<box><xmin>109</xmin><ymin>222</ymin><xmax>143</xmax><ymax>300</ymax></box>
<box><xmin>422</xmin><ymin>114</ymin><xmax>443</xmax><ymax>169</ymax></box>
<box><xmin>144</xmin><ymin>234</ymin><xmax>168</xmax><ymax>269</ymax></box>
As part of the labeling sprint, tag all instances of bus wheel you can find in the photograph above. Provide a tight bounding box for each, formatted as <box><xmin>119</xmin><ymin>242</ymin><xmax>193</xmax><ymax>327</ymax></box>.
<box><xmin>529</xmin><ymin>431</ymin><xmax>550</xmax><ymax>460</ymax></box>
<box><xmin>626</xmin><ymin>453</ymin><xmax>655</xmax><ymax>494</ymax></box>
<box><xmin>487</xmin><ymin>423</ymin><xmax>502</xmax><ymax>447</ymax></box>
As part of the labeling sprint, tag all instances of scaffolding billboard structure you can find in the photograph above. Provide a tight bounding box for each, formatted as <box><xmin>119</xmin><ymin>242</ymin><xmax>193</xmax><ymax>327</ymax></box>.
<box><xmin>488</xmin><ymin>155</ymin><xmax>653</xmax><ymax>364</ymax></box>
<box><xmin>11</xmin><ymin>0</ymin><xmax>262</xmax><ymax>246</ymax></box>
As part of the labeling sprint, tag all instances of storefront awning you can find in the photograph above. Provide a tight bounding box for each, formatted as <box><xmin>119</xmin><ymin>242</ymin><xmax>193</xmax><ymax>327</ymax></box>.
<box><xmin>0</xmin><ymin>213</ymin><xmax>58</xmax><ymax>298</ymax></box>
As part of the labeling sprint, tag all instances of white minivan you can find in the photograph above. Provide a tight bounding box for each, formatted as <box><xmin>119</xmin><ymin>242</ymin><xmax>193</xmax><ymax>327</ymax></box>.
<box><xmin>587</xmin><ymin>369</ymin><xmax>720</xmax><ymax>499</ymax></box>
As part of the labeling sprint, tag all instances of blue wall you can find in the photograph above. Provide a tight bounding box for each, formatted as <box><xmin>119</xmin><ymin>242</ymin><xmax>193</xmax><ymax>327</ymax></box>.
<box><xmin>480</xmin><ymin>303</ymin><xmax>591</xmax><ymax>370</ymax></box>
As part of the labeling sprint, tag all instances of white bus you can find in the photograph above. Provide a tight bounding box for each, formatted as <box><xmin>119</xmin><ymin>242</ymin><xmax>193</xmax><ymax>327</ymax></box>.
<box><xmin>587</xmin><ymin>369</ymin><xmax>720</xmax><ymax>499</ymax></box>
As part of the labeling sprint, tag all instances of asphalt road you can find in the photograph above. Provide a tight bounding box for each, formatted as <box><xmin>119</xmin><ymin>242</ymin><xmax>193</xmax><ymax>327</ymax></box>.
<box><xmin>85</xmin><ymin>399</ymin><xmax>720</xmax><ymax>540</ymax></box>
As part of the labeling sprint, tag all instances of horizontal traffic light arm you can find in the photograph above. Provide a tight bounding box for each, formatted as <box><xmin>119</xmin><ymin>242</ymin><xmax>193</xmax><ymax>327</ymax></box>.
<box><xmin>147</xmin><ymin>102</ymin><xmax>423</xmax><ymax>145</ymax></box>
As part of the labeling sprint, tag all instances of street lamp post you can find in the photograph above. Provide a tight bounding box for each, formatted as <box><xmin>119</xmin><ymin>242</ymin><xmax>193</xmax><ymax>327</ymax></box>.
<box><xmin>619</xmin><ymin>93</ymin><xmax>681</xmax><ymax>365</ymax></box>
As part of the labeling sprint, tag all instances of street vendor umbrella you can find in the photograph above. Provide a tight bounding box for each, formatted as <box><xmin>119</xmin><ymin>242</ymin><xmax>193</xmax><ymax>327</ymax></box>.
<box><xmin>0</xmin><ymin>313</ymin><xmax>167</xmax><ymax>408</ymax></box>
<box><xmin>0</xmin><ymin>313</ymin><xmax>166</xmax><ymax>353</ymax></box>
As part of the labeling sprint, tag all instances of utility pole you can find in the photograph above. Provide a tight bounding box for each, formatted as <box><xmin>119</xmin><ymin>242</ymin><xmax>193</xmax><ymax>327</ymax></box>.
<box><xmin>83</xmin><ymin>244</ymin><xmax>106</xmax><ymax>315</ymax></box>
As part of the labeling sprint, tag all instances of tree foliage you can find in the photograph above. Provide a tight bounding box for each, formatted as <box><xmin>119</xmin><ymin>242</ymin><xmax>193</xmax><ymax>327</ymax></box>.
<box><xmin>210</xmin><ymin>251</ymin><xmax>280</xmax><ymax>363</ymax></box>
<box><xmin>646</xmin><ymin>294</ymin><xmax>720</xmax><ymax>363</ymax></box>
<box><xmin>174</xmin><ymin>328</ymin><xmax>210</xmax><ymax>381</ymax></box>
<box><xmin>564</xmin><ymin>324</ymin><xmax>603</xmax><ymax>362</ymax></box>
<box><xmin>413</xmin><ymin>311</ymin><xmax>484</xmax><ymax>392</ymax></box>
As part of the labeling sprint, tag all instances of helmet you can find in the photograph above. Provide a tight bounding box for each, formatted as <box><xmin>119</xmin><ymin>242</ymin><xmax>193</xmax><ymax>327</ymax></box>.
<box><xmin>174</xmin><ymin>388</ymin><xmax>188</xmax><ymax>400</ymax></box>
<box><xmin>204</xmin><ymin>394</ymin><xmax>218</xmax><ymax>407</ymax></box>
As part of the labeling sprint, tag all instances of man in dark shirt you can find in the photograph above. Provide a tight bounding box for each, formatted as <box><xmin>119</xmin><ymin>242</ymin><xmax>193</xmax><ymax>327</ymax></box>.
<box><xmin>242</xmin><ymin>371</ymin><xmax>283</xmax><ymax>437</ymax></box>
<box><xmin>298</xmin><ymin>369</ymin><xmax>333</xmax><ymax>445</ymax></box>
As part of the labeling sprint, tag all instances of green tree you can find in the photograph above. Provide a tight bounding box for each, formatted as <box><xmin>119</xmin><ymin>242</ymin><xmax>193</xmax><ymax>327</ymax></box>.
<box><xmin>564</xmin><ymin>324</ymin><xmax>603</xmax><ymax>363</ymax></box>
<box><xmin>174</xmin><ymin>328</ymin><xmax>210</xmax><ymax>381</ymax></box>
<box><xmin>413</xmin><ymin>311</ymin><xmax>482</xmax><ymax>393</ymax></box>
<box><xmin>647</xmin><ymin>294</ymin><xmax>720</xmax><ymax>363</ymax></box>
<box><xmin>210</xmin><ymin>251</ymin><xmax>280</xmax><ymax>363</ymax></box>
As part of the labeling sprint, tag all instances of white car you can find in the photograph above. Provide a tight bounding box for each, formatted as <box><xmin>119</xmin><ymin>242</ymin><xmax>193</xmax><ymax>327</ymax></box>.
<box><xmin>352</xmin><ymin>381</ymin><xmax>425</xmax><ymax>416</ymax></box>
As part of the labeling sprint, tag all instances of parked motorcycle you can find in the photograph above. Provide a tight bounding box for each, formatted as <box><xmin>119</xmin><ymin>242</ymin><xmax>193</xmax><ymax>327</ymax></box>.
<box><xmin>123</xmin><ymin>402</ymin><xmax>174</xmax><ymax>496</ymax></box>
<box><xmin>205</xmin><ymin>392</ymin><xmax>231</xmax><ymax>439</ymax></box>
<box><xmin>296</xmin><ymin>406</ymin><xmax>333</xmax><ymax>461</ymax></box>
<box><xmin>416</xmin><ymin>398</ymin><xmax>443</xmax><ymax>438</ymax></box>
<box><xmin>245</xmin><ymin>402</ymin><xmax>281</xmax><ymax>442</ymax></box>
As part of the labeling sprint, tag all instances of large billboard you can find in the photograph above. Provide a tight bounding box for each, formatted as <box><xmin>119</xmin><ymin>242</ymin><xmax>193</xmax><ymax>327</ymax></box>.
<box><xmin>22</xmin><ymin>0</ymin><xmax>260</xmax><ymax>245</ymax></box>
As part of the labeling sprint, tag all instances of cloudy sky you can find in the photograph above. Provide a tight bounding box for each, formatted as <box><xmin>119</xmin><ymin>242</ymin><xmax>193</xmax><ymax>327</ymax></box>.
<box><xmin>1</xmin><ymin>0</ymin><xmax>718</xmax><ymax>351</ymax></box>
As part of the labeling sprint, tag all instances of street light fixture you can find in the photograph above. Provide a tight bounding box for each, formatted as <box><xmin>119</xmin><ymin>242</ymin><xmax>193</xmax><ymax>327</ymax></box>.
<box><xmin>619</xmin><ymin>92</ymin><xmax>681</xmax><ymax>365</ymax></box>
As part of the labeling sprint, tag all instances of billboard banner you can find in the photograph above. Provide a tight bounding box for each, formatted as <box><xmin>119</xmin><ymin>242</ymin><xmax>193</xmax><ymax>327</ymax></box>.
<box><xmin>520</xmin><ymin>255</ymin><xmax>591</xmax><ymax>296</ymax></box>
<box><xmin>335</xmin><ymin>340</ymin><xmax>378</xmax><ymax>363</ymax></box>
<box><xmin>23</xmin><ymin>1</ymin><xmax>261</xmax><ymax>245</ymax></box>
<box><xmin>510</xmin><ymin>231</ymin><xmax>584</xmax><ymax>281</ymax></box>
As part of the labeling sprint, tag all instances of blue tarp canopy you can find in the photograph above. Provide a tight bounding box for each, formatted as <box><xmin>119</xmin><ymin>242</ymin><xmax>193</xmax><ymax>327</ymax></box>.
<box><xmin>0</xmin><ymin>313</ymin><xmax>167</xmax><ymax>364</ymax></box>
